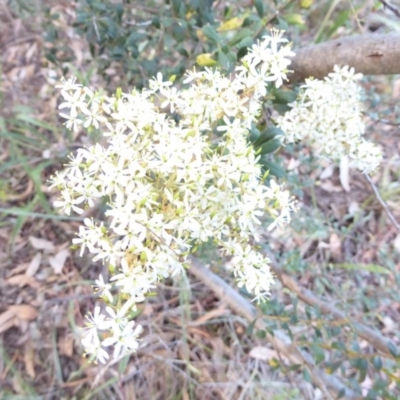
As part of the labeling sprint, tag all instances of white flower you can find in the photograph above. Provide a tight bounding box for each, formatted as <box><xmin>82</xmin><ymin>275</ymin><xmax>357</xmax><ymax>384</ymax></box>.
<box><xmin>82</xmin><ymin>334</ymin><xmax>109</xmax><ymax>364</ymax></box>
<box><xmin>102</xmin><ymin>320</ymin><xmax>143</xmax><ymax>359</ymax></box>
<box><xmin>277</xmin><ymin>65</ymin><xmax>382</xmax><ymax>174</ymax></box>
<box><xmin>149</xmin><ymin>72</ymin><xmax>172</xmax><ymax>92</ymax></box>
<box><xmin>53</xmin><ymin>189</ymin><xmax>84</xmax><ymax>215</ymax></box>
<box><xmin>94</xmin><ymin>274</ymin><xmax>113</xmax><ymax>303</ymax></box>
<box><xmin>53</xmin><ymin>30</ymin><xmax>297</xmax><ymax>363</ymax></box>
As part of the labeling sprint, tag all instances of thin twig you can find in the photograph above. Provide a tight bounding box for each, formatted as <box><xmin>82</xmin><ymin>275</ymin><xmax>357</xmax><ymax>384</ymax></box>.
<box><xmin>379</xmin><ymin>0</ymin><xmax>400</xmax><ymax>19</ymax></box>
<box><xmin>364</xmin><ymin>173</ymin><xmax>400</xmax><ymax>233</ymax></box>
<box><xmin>189</xmin><ymin>258</ymin><xmax>361</xmax><ymax>399</ymax></box>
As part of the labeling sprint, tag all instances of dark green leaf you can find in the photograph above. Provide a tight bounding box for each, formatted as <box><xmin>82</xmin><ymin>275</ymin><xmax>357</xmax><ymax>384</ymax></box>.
<box><xmin>172</xmin><ymin>0</ymin><xmax>181</xmax><ymax>14</ymax></box>
<box><xmin>372</xmin><ymin>356</ymin><xmax>382</xmax><ymax>370</ymax></box>
<box><xmin>256</xmin><ymin>329</ymin><xmax>266</xmax><ymax>339</ymax></box>
<box><xmin>152</xmin><ymin>17</ymin><xmax>161</xmax><ymax>29</ymax></box>
<box><xmin>257</xmin><ymin>138</ymin><xmax>281</xmax><ymax>154</ymax></box>
<box><xmin>254</xmin><ymin>0</ymin><xmax>264</xmax><ymax>18</ymax></box>
<box><xmin>273</xmin><ymin>103</ymin><xmax>291</xmax><ymax>113</ymax></box>
<box><xmin>253</xmin><ymin>126</ymin><xmax>284</xmax><ymax>147</ymax></box>
<box><xmin>387</xmin><ymin>342</ymin><xmax>398</xmax><ymax>358</ymax></box>
<box><xmin>236</xmin><ymin>36</ymin><xmax>253</xmax><ymax>49</ymax></box>
<box><xmin>261</xmin><ymin>159</ymin><xmax>285</xmax><ymax>178</ymax></box>
<box><xmin>248</xmin><ymin>127</ymin><xmax>260</xmax><ymax>143</ymax></box>
<box><xmin>274</xmin><ymin>89</ymin><xmax>297</xmax><ymax>105</ymax></box>
<box><xmin>218</xmin><ymin>49</ymin><xmax>231</xmax><ymax>71</ymax></box>
<box><xmin>202</xmin><ymin>24</ymin><xmax>221</xmax><ymax>44</ymax></box>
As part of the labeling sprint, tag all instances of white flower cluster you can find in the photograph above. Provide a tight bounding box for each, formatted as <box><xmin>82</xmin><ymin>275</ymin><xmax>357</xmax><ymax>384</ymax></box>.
<box><xmin>277</xmin><ymin>65</ymin><xmax>382</xmax><ymax>174</ymax></box>
<box><xmin>51</xmin><ymin>29</ymin><xmax>296</xmax><ymax>364</ymax></box>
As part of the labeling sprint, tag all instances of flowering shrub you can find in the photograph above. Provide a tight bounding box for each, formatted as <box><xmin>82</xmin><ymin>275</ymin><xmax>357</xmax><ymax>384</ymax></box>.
<box><xmin>51</xmin><ymin>29</ymin><xmax>297</xmax><ymax>364</ymax></box>
<box><xmin>277</xmin><ymin>65</ymin><xmax>382</xmax><ymax>173</ymax></box>
<box><xmin>51</xmin><ymin>29</ymin><xmax>382</xmax><ymax>364</ymax></box>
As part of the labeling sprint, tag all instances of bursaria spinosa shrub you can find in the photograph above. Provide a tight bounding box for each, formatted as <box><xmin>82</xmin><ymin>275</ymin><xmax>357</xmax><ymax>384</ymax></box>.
<box><xmin>50</xmin><ymin>30</ymin><xmax>381</xmax><ymax>364</ymax></box>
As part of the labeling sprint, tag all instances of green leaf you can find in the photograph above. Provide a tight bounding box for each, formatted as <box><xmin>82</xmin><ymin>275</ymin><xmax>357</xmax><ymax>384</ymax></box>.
<box><xmin>152</xmin><ymin>16</ymin><xmax>161</xmax><ymax>29</ymax></box>
<box><xmin>274</xmin><ymin>89</ymin><xmax>297</xmax><ymax>105</ymax></box>
<box><xmin>256</xmin><ymin>329</ymin><xmax>266</xmax><ymax>339</ymax></box>
<box><xmin>228</xmin><ymin>28</ymin><xmax>252</xmax><ymax>46</ymax></box>
<box><xmin>331</xmin><ymin>263</ymin><xmax>390</xmax><ymax>274</ymax></box>
<box><xmin>248</xmin><ymin>127</ymin><xmax>260</xmax><ymax>143</ymax></box>
<box><xmin>302</xmin><ymin>368</ymin><xmax>312</xmax><ymax>383</ymax></box>
<box><xmin>202</xmin><ymin>24</ymin><xmax>221</xmax><ymax>44</ymax></box>
<box><xmin>218</xmin><ymin>49</ymin><xmax>232</xmax><ymax>71</ymax></box>
<box><xmin>258</xmin><ymin>138</ymin><xmax>281</xmax><ymax>154</ymax></box>
<box><xmin>311</xmin><ymin>344</ymin><xmax>325</xmax><ymax>364</ymax></box>
<box><xmin>373</xmin><ymin>356</ymin><xmax>382</xmax><ymax>370</ymax></box>
<box><xmin>236</xmin><ymin>36</ymin><xmax>253</xmax><ymax>49</ymax></box>
<box><xmin>172</xmin><ymin>0</ymin><xmax>181</xmax><ymax>14</ymax></box>
<box><xmin>326</xmin><ymin>361</ymin><xmax>342</xmax><ymax>374</ymax></box>
<box><xmin>354</xmin><ymin>358</ymin><xmax>368</xmax><ymax>382</ymax></box>
<box><xmin>283</xmin><ymin>13</ymin><xmax>305</xmax><ymax>26</ymax></box>
<box><xmin>260</xmin><ymin>159</ymin><xmax>285</xmax><ymax>178</ymax></box>
<box><xmin>387</xmin><ymin>342</ymin><xmax>399</xmax><ymax>358</ymax></box>
<box><xmin>273</xmin><ymin>103</ymin><xmax>291</xmax><ymax>113</ymax></box>
<box><xmin>254</xmin><ymin>0</ymin><xmax>264</xmax><ymax>18</ymax></box>
<box><xmin>253</xmin><ymin>126</ymin><xmax>284</xmax><ymax>147</ymax></box>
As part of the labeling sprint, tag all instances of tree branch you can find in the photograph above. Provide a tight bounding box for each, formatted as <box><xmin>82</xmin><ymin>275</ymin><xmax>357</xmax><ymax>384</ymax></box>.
<box><xmin>189</xmin><ymin>258</ymin><xmax>362</xmax><ymax>399</ymax></box>
<box><xmin>289</xmin><ymin>33</ymin><xmax>400</xmax><ymax>82</ymax></box>
<box><xmin>268</xmin><ymin>259</ymin><xmax>399</xmax><ymax>358</ymax></box>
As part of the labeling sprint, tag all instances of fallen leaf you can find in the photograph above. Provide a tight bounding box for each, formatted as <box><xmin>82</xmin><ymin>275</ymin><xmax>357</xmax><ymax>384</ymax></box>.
<box><xmin>0</xmin><ymin>309</ymin><xmax>17</xmax><ymax>334</ymax></box>
<box><xmin>26</xmin><ymin>253</ymin><xmax>42</xmax><ymax>276</ymax></box>
<box><xmin>0</xmin><ymin>305</ymin><xmax>38</xmax><ymax>334</ymax></box>
<box><xmin>9</xmin><ymin>305</ymin><xmax>38</xmax><ymax>321</ymax></box>
<box><xmin>49</xmin><ymin>249</ymin><xmax>69</xmax><ymax>274</ymax></box>
<box><xmin>320</xmin><ymin>164</ymin><xmax>334</xmax><ymax>180</ymax></box>
<box><xmin>58</xmin><ymin>335</ymin><xmax>74</xmax><ymax>357</ymax></box>
<box><xmin>7</xmin><ymin>262</ymin><xmax>30</xmax><ymax>277</ymax></box>
<box><xmin>329</xmin><ymin>233</ymin><xmax>341</xmax><ymax>259</ymax></box>
<box><xmin>348</xmin><ymin>201</ymin><xmax>360</xmax><ymax>216</ymax></box>
<box><xmin>29</xmin><ymin>236</ymin><xmax>55</xmax><ymax>251</ymax></box>
<box><xmin>249</xmin><ymin>346</ymin><xmax>278</xmax><ymax>361</ymax></box>
<box><xmin>7</xmin><ymin>274</ymin><xmax>40</xmax><ymax>289</ymax></box>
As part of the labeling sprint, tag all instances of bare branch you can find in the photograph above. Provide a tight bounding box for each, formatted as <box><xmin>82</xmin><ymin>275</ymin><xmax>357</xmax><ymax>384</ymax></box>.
<box><xmin>189</xmin><ymin>258</ymin><xmax>362</xmax><ymax>399</ymax></box>
<box><xmin>289</xmin><ymin>33</ymin><xmax>400</xmax><ymax>82</ymax></box>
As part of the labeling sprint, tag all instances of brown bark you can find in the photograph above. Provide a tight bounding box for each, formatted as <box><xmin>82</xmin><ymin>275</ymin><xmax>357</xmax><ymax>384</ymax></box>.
<box><xmin>289</xmin><ymin>33</ymin><xmax>400</xmax><ymax>82</ymax></box>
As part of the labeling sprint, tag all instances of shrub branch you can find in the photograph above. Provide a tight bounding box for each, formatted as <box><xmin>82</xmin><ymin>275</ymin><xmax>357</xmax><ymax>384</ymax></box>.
<box><xmin>268</xmin><ymin>258</ymin><xmax>399</xmax><ymax>358</ymax></box>
<box><xmin>289</xmin><ymin>33</ymin><xmax>400</xmax><ymax>82</ymax></box>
